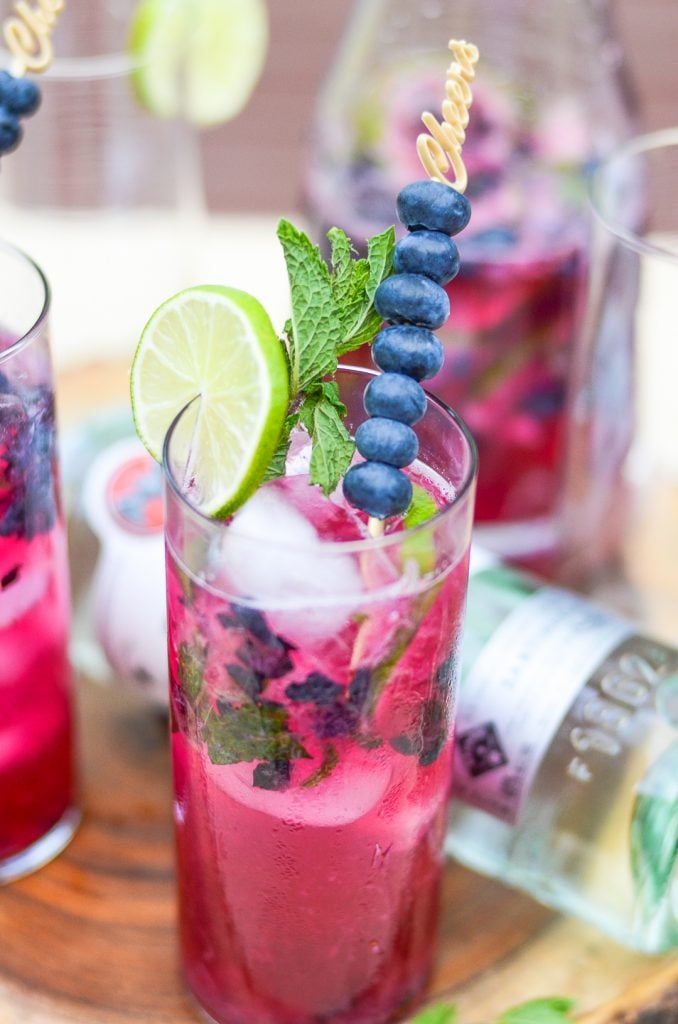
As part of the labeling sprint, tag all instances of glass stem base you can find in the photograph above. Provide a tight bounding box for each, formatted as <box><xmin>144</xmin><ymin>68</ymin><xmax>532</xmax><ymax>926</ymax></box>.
<box><xmin>0</xmin><ymin>805</ymin><xmax>81</xmax><ymax>885</ymax></box>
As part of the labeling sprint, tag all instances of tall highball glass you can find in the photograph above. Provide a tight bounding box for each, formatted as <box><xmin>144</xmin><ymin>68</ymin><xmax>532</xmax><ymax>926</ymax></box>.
<box><xmin>163</xmin><ymin>367</ymin><xmax>476</xmax><ymax>1024</ymax></box>
<box><xmin>0</xmin><ymin>242</ymin><xmax>77</xmax><ymax>883</ymax></box>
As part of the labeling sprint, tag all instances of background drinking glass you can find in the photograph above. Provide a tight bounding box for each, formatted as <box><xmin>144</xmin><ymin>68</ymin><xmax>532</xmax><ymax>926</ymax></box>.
<box><xmin>0</xmin><ymin>0</ymin><xmax>204</xmax><ymax>370</ymax></box>
<box><xmin>0</xmin><ymin>242</ymin><xmax>77</xmax><ymax>883</ymax></box>
<box><xmin>163</xmin><ymin>366</ymin><xmax>476</xmax><ymax>1024</ymax></box>
<box><xmin>567</xmin><ymin>128</ymin><xmax>678</xmax><ymax>616</ymax></box>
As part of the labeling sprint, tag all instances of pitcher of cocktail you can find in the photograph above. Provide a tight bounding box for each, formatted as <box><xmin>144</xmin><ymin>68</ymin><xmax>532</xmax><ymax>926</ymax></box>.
<box><xmin>305</xmin><ymin>0</ymin><xmax>637</xmax><ymax>583</ymax></box>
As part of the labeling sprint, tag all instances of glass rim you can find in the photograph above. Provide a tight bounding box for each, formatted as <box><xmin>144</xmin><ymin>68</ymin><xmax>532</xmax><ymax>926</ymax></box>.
<box><xmin>0</xmin><ymin>240</ymin><xmax>50</xmax><ymax>365</ymax></box>
<box><xmin>0</xmin><ymin>50</ymin><xmax>144</xmax><ymax>81</ymax></box>
<box><xmin>162</xmin><ymin>364</ymin><xmax>478</xmax><ymax>557</ymax></box>
<box><xmin>588</xmin><ymin>126</ymin><xmax>678</xmax><ymax>265</ymax></box>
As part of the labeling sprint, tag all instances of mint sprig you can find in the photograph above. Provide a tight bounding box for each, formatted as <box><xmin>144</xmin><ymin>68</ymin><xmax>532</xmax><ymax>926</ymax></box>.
<box><xmin>271</xmin><ymin>220</ymin><xmax>395</xmax><ymax>494</ymax></box>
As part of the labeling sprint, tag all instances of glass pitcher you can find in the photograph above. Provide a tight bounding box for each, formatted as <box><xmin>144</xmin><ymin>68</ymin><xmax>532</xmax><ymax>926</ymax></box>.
<box><xmin>305</xmin><ymin>0</ymin><xmax>637</xmax><ymax>583</ymax></box>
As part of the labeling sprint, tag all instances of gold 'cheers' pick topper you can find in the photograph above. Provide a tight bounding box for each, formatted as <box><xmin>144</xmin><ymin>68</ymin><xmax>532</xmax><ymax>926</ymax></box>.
<box><xmin>3</xmin><ymin>0</ymin><xmax>66</xmax><ymax>76</ymax></box>
<box><xmin>417</xmin><ymin>39</ymin><xmax>479</xmax><ymax>194</ymax></box>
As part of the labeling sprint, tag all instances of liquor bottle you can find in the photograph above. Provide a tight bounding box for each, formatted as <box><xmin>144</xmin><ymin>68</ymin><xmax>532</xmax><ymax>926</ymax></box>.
<box><xmin>447</xmin><ymin>552</ymin><xmax>677</xmax><ymax>953</ymax></box>
<box><xmin>305</xmin><ymin>0</ymin><xmax>638</xmax><ymax>582</ymax></box>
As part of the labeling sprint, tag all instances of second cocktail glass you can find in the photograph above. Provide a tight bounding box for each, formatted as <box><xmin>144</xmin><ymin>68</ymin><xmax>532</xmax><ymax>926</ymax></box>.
<box><xmin>163</xmin><ymin>366</ymin><xmax>476</xmax><ymax>1024</ymax></box>
<box><xmin>0</xmin><ymin>242</ymin><xmax>76</xmax><ymax>883</ymax></box>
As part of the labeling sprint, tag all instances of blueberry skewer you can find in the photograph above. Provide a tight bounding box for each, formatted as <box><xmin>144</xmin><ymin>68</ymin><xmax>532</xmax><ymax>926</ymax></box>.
<box><xmin>343</xmin><ymin>39</ymin><xmax>478</xmax><ymax>535</ymax></box>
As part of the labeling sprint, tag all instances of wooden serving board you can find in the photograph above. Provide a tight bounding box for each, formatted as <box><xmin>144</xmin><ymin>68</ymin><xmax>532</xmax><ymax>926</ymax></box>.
<box><xmin>0</xmin><ymin>361</ymin><xmax>675</xmax><ymax>1023</ymax></box>
<box><xmin>0</xmin><ymin>678</ymin><xmax>675</xmax><ymax>1024</ymax></box>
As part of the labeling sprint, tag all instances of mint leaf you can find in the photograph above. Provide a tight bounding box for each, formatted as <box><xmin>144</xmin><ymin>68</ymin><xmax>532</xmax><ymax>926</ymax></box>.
<box><xmin>332</xmin><ymin>225</ymin><xmax>395</xmax><ymax>355</ymax></box>
<box><xmin>277</xmin><ymin>219</ymin><xmax>342</xmax><ymax>393</ymax></box>
<box><xmin>300</xmin><ymin>386</ymin><xmax>355</xmax><ymax>496</ymax></box>
<box><xmin>496</xmin><ymin>998</ymin><xmax>576</xmax><ymax>1024</ymax></box>
<box><xmin>177</xmin><ymin>640</ymin><xmax>206</xmax><ymax>703</ymax></box>
<box><xmin>264</xmin><ymin>412</ymin><xmax>299</xmax><ymax>482</ymax></box>
<box><xmin>203</xmin><ymin>702</ymin><xmax>311</xmax><ymax>765</ymax></box>
<box><xmin>410</xmin><ymin>1004</ymin><xmax>457</xmax><ymax>1024</ymax></box>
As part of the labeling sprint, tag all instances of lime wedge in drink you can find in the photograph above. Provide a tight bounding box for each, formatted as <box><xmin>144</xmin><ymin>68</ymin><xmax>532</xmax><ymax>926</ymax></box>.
<box><xmin>129</xmin><ymin>0</ymin><xmax>268</xmax><ymax>126</ymax></box>
<box><xmin>130</xmin><ymin>285</ymin><xmax>289</xmax><ymax>517</ymax></box>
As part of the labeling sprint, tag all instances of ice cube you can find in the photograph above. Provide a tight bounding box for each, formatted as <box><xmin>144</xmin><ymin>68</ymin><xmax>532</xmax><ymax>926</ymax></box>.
<box><xmin>214</xmin><ymin>485</ymin><xmax>364</xmax><ymax>639</ymax></box>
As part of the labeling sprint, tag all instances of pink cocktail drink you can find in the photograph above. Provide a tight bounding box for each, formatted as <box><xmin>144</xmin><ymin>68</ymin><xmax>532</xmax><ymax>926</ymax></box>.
<box><xmin>0</xmin><ymin>244</ymin><xmax>77</xmax><ymax>882</ymax></box>
<box><xmin>164</xmin><ymin>368</ymin><xmax>476</xmax><ymax>1024</ymax></box>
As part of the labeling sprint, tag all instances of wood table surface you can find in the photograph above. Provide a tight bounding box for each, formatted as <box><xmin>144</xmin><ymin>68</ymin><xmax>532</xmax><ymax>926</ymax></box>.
<box><xmin>0</xmin><ymin>361</ymin><xmax>676</xmax><ymax>1024</ymax></box>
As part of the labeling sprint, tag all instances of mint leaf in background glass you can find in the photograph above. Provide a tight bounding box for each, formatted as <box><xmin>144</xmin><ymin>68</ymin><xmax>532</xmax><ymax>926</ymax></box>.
<box><xmin>277</xmin><ymin>219</ymin><xmax>342</xmax><ymax>393</ymax></box>
<box><xmin>332</xmin><ymin>225</ymin><xmax>395</xmax><ymax>355</ymax></box>
<box><xmin>496</xmin><ymin>997</ymin><xmax>576</xmax><ymax>1024</ymax></box>
<box><xmin>410</xmin><ymin>1004</ymin><xmax>457</xmax><ymax>1024</ymax></box>
<box><xmin>300</xmin><ymin>384</ymin><xmax>355</xmax><ymax>496</ymax></box>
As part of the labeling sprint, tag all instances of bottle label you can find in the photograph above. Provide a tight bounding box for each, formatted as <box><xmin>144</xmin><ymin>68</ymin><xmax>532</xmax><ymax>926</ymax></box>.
<box><xmin>453</xmin><ymin>583</ymin><xmax>633</xmax><ymax>825</ymax></box>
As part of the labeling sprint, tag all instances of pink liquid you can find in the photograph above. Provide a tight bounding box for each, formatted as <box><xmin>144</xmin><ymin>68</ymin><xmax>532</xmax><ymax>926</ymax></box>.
<box><xmin>167</xmin><ymin>474</ymin><xmax>468</xmax><ymax>1024</ymax></box>
<box><xmin>348</xmin><ymin>243</ymin><xmax>586</xmax><ymax>532</ymax></box>
<box><xmin>0</xmin><ymin>373</ymin><xmax>74</xmax><ymax>865</ymax></box>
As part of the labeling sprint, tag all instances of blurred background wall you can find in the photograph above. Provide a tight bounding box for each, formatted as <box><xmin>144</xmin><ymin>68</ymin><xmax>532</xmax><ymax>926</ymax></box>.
<box><xmin>202</xmin><ymin>0</ymin><xmax>677</xmax><ymax>213</ymax></box>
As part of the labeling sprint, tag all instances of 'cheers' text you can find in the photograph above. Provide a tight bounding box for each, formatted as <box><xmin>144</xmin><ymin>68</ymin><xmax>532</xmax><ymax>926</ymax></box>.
<box><xmin>3</xmin><ymin>0</ymin><xmax>65</xmax><ymax>76</ymax></box>
<box><xmin>416</xmin><ymin>39</ymin><xmax>479</xmax><ymax>194</ymax></box>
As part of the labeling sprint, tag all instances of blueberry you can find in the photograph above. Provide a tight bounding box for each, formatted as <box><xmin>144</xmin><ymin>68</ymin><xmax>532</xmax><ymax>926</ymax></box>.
<box><xmin>226</xmin><ymin>663</ymin><xmax>265</xmax><ymax>700</ymax></box>
<box><xmin>223</xmin><ymin>604</ymin><xmax>277</xmax><ymax>645</ymax></box>
<box><xmin>469</xmin><ymin>227</ymin><xmax>518</xmax><ymax>250</ymax></box>
<box><xmin>355</xmin><ymin>417</ymin><xmax>418</xmax><ymax>468</ymax></box>
<box><xmin>372</xmin><ymin>324</ymin><xmax>444</xmax><ymax>381</ymax></box>
<box><xmin>343</xmin><ymin>460</ymin><xmax>413</xmax><ymax>519</ymax></box>
<box><xmin>253</xmin><ymin>759</ymin><xmax>291</xmax><ymax>791</ymax></box>
<box><xmin>235</xmin><ymin>637</ymin><xmax>293</xmax><ymax>679</ymax></box>
<box><xmin>397</xmin><ymin>180</ymin><xmax>471</xmax><ymax>235</ymax></box>
<box><xmin>364</xmin><ymin>372</ymin><xmax>426</xmax><ymax>425</ymax></box>
<box><xmin>314</xmin><ymin>702</ymin><xmax>359</xmax><ymax>739</ymax></box>
<box><xmin>393</xmin><ymin>230</ymin><xmax>460</xmax><ymax>284</ymax></box>
<box><xmin>0</xmin><ymin>73</ymin><xmax>41</xmax><ymax>116</ymax></box>
<box><xmin>285</xmin><ymin>673</ymin><xmax>343</xmax><ymax>705</ymax></box>
<box><xmin>0</xmin><ymin>107</ymin><xmax>21</xmax><ymax>154</ymax></box>
<box><xmin>348</xmin><ymin>668</ymin><xmax>372</xmax><ymax>711</ymax></box>
<box><xmin>374</xmin><ymin>274</ymin><xmax>449</xmax><ymax>329</ymax></box>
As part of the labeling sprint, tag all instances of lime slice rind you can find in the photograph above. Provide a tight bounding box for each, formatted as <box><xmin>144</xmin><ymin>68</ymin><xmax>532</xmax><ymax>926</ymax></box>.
<box><xmin>130</xmin><ymin>285</ymin><xmax>289</xmax><ymax>518</ymax></box>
